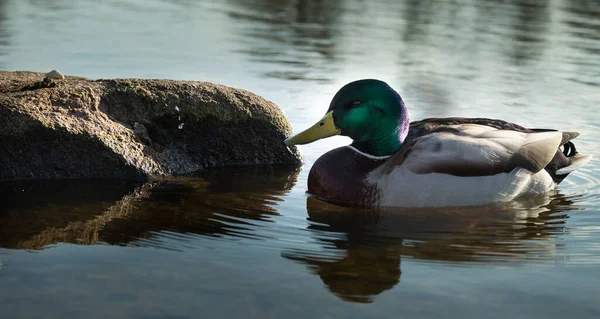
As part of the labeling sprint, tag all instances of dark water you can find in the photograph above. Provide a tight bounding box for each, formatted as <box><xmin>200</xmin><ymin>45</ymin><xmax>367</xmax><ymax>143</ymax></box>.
<box><xmin>1</xmin><ymin>0</ymin><xmax>600</xmax><ymax>318</ymax></box>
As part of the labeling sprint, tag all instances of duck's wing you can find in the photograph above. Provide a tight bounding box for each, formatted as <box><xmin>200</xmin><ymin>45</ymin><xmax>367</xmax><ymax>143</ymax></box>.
<box><xmin>403</xmin><ymin>118</ymin><xmax>591</xmax><ymax>182</ymax></box>
<box><xmin>382</xmin><ymin>123</ymin><xmax>564</xmax><ymax>177</ymax></box>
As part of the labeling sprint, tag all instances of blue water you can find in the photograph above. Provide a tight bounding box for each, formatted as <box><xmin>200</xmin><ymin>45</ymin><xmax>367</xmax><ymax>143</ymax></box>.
<box><xmin>1</xmin><ymin>0</ymin><xmax>600</xmax><ymax>318</ymax></box>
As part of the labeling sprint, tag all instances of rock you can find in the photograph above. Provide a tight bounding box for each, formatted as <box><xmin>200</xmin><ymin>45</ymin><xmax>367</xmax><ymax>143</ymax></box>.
<box><xmin>44</xmin><ymin>69</ymin><xmax>65</xmax><ymax>80</ymax></box>
<box><xmin>0</xmin><ymin>71</ymin><xmax>302</xmax><ymax>181</ymax></box>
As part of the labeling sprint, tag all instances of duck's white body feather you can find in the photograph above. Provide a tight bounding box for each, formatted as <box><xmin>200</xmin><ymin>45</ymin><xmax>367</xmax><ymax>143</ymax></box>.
<box><xmin>366</xmin><ymin>124</ymin><xmax>562</xmax><ymax>207</ymax></box>
<box><xmin>368</xmin><ymin>166</ymin><xmax>554</xmax><ymax>207</ymax></box>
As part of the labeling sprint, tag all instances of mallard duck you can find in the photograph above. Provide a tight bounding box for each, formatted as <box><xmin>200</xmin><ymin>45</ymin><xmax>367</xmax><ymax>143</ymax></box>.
<box><xmin>285</xmin><ymin>79</ymin><xmax>591</xmax><ymax>207</ymax></box>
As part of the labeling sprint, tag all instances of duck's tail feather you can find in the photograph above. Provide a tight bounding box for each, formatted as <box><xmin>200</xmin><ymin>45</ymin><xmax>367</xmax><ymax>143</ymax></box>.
<box><xmin>556</xmin><ymin>153</ymin><xmax>592</xmax><ymax>175</ymax></box>
<box><xmin>537</xmin><ymin>130</ymin><xmax>591</xmax><ymax>183</ymax></box>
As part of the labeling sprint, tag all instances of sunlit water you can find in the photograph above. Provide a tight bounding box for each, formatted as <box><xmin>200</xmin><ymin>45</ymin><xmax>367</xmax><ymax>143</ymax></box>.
<box><xmin>1</xmin><ymin>0</ymin><xmax>600</xmax><ymax>318</ymax></box>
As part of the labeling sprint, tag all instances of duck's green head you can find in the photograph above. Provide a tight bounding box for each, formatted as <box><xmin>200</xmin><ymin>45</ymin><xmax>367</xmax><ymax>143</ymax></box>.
<box><xmin>285</xmin><ymin>79</ymin><xmax>409</xmax><ymax>156</ymax></box>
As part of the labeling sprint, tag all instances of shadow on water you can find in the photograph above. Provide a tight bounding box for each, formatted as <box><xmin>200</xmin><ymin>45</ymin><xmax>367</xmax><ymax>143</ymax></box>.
<box><xmin>225</xmin><ymin>0</ymin><xmax>342</xmax><ymax>83</ymax></box>
<box><xmin>560</xmin><ymin>1</ymin><xmax>600</xmax><ymax>86</ymax></box>
<box><xmin>506</xmin><ymin>0</ymin><xmax>550</xmax><ymax>66</ymax></box>
<box><xmin>0</xmin><ymin>0</ymin><xmax>9</xmax><ymax>68</ymax></box>
<box><xmin>472</xmin><ymin>0</ymin><xmax>552</xmax><ymax>67</ymax></box>
<box><xmin>282</xmin><ymin>193</ymin><xmax>580</xmax><ymax>303</ymax></box>
<box><xmin>400</xmin><ymin>0</ymin><xmax>439</xmax><ymax>44</ymax></box>
<box><xmin>396</xmin><ymin>0</ymin><xmax>555</xmax><ymax>110</ymax></box>
<box><xmin>562</xmin><ymin>0</ymin><xmax>600</xmax><ymax>52</ymax></box>
<box><xmin>0</xmin><ymin>165</ymin><xmax>300</xmax><ymax>250</ymax></box>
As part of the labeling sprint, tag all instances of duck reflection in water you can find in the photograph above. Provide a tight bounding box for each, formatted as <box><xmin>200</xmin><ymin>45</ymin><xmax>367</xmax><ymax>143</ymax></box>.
<box><xmin>282</xmin><ymin>193</ymin><xmax>578</xmax><ymax>303</ymax></box>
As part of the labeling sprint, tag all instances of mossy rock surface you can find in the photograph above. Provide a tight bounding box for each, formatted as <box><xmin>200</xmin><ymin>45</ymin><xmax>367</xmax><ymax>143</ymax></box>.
<box><xmin>0</xmin><ymin>71</ymin><xmax>301</xmax><ymax>180</ymax></box>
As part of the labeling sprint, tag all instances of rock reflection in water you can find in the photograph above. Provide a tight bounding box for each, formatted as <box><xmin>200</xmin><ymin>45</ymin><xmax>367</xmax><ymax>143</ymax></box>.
<box><xmin>0</xmin><ymin>180</ymin><xmax>144</xmax><ymax>249</ymax></box>
<box><xmin>0</xmin><ymin>165</ymin><xmax>300</xmax><ymax>250</ymax></box>
<box><xmin>283</xmin><ymin>193</ymin><xmax>578</xmax><ymax>303</ymax></box>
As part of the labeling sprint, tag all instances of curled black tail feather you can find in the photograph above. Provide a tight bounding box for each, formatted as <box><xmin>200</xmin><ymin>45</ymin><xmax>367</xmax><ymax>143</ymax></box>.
<box><xmin>562</xmin><ymin>141</ymin><xmax>577</xmax><ymax>157</ymax></box>
<box><xmin>544</xmin><ymin>134</ymin><xmax>590</xmax><ymax>184</ymax></box>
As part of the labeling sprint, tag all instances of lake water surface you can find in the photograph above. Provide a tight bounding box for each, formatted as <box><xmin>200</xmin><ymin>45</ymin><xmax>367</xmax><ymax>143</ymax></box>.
<box><xmin>1</xmin><ymin>0</ymin><xmax>600</xmax><ymax>318</ymax></box>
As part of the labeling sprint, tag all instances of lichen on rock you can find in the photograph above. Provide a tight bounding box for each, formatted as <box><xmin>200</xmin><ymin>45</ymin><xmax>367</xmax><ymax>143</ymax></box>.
<box><xmin>0</xmin><ymin>71</ymin><xmax>302</xmax><ymax>180</ymax></box>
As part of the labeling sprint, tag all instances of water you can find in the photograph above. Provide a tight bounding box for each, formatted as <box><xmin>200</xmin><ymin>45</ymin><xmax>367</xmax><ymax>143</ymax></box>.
<box><xmin>1</xmin><ymin>0</ymin><xmax>600</xmax><ymax>318</ymax></box>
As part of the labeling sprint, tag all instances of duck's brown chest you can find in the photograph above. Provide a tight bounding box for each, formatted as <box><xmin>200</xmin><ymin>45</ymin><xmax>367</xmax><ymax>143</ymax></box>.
<box><xmin>307</xmin><ymin>147</ymin><xmax>388</xmax><ymax>207</ymax></box>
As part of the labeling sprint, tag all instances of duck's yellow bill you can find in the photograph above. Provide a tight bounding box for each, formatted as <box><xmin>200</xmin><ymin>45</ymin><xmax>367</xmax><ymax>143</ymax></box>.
<box><xmin>285</xmin><ymin>111</ymin><xmax>341</xmax><ymax>146</ymax></box>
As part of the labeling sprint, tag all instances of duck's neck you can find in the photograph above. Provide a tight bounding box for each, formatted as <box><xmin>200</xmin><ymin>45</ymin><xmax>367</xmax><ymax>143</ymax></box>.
<box><xmin>351</xmin><ymin>133</ymin><xmax>403</xmax><ymax>157</ymax></box>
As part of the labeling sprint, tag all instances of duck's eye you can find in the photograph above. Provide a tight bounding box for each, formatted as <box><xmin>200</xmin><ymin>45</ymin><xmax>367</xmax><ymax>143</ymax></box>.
<box><xmin>347</xmin><ymin>100</ymin><xmax>361</xmax><ymax>108</ymax></box>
